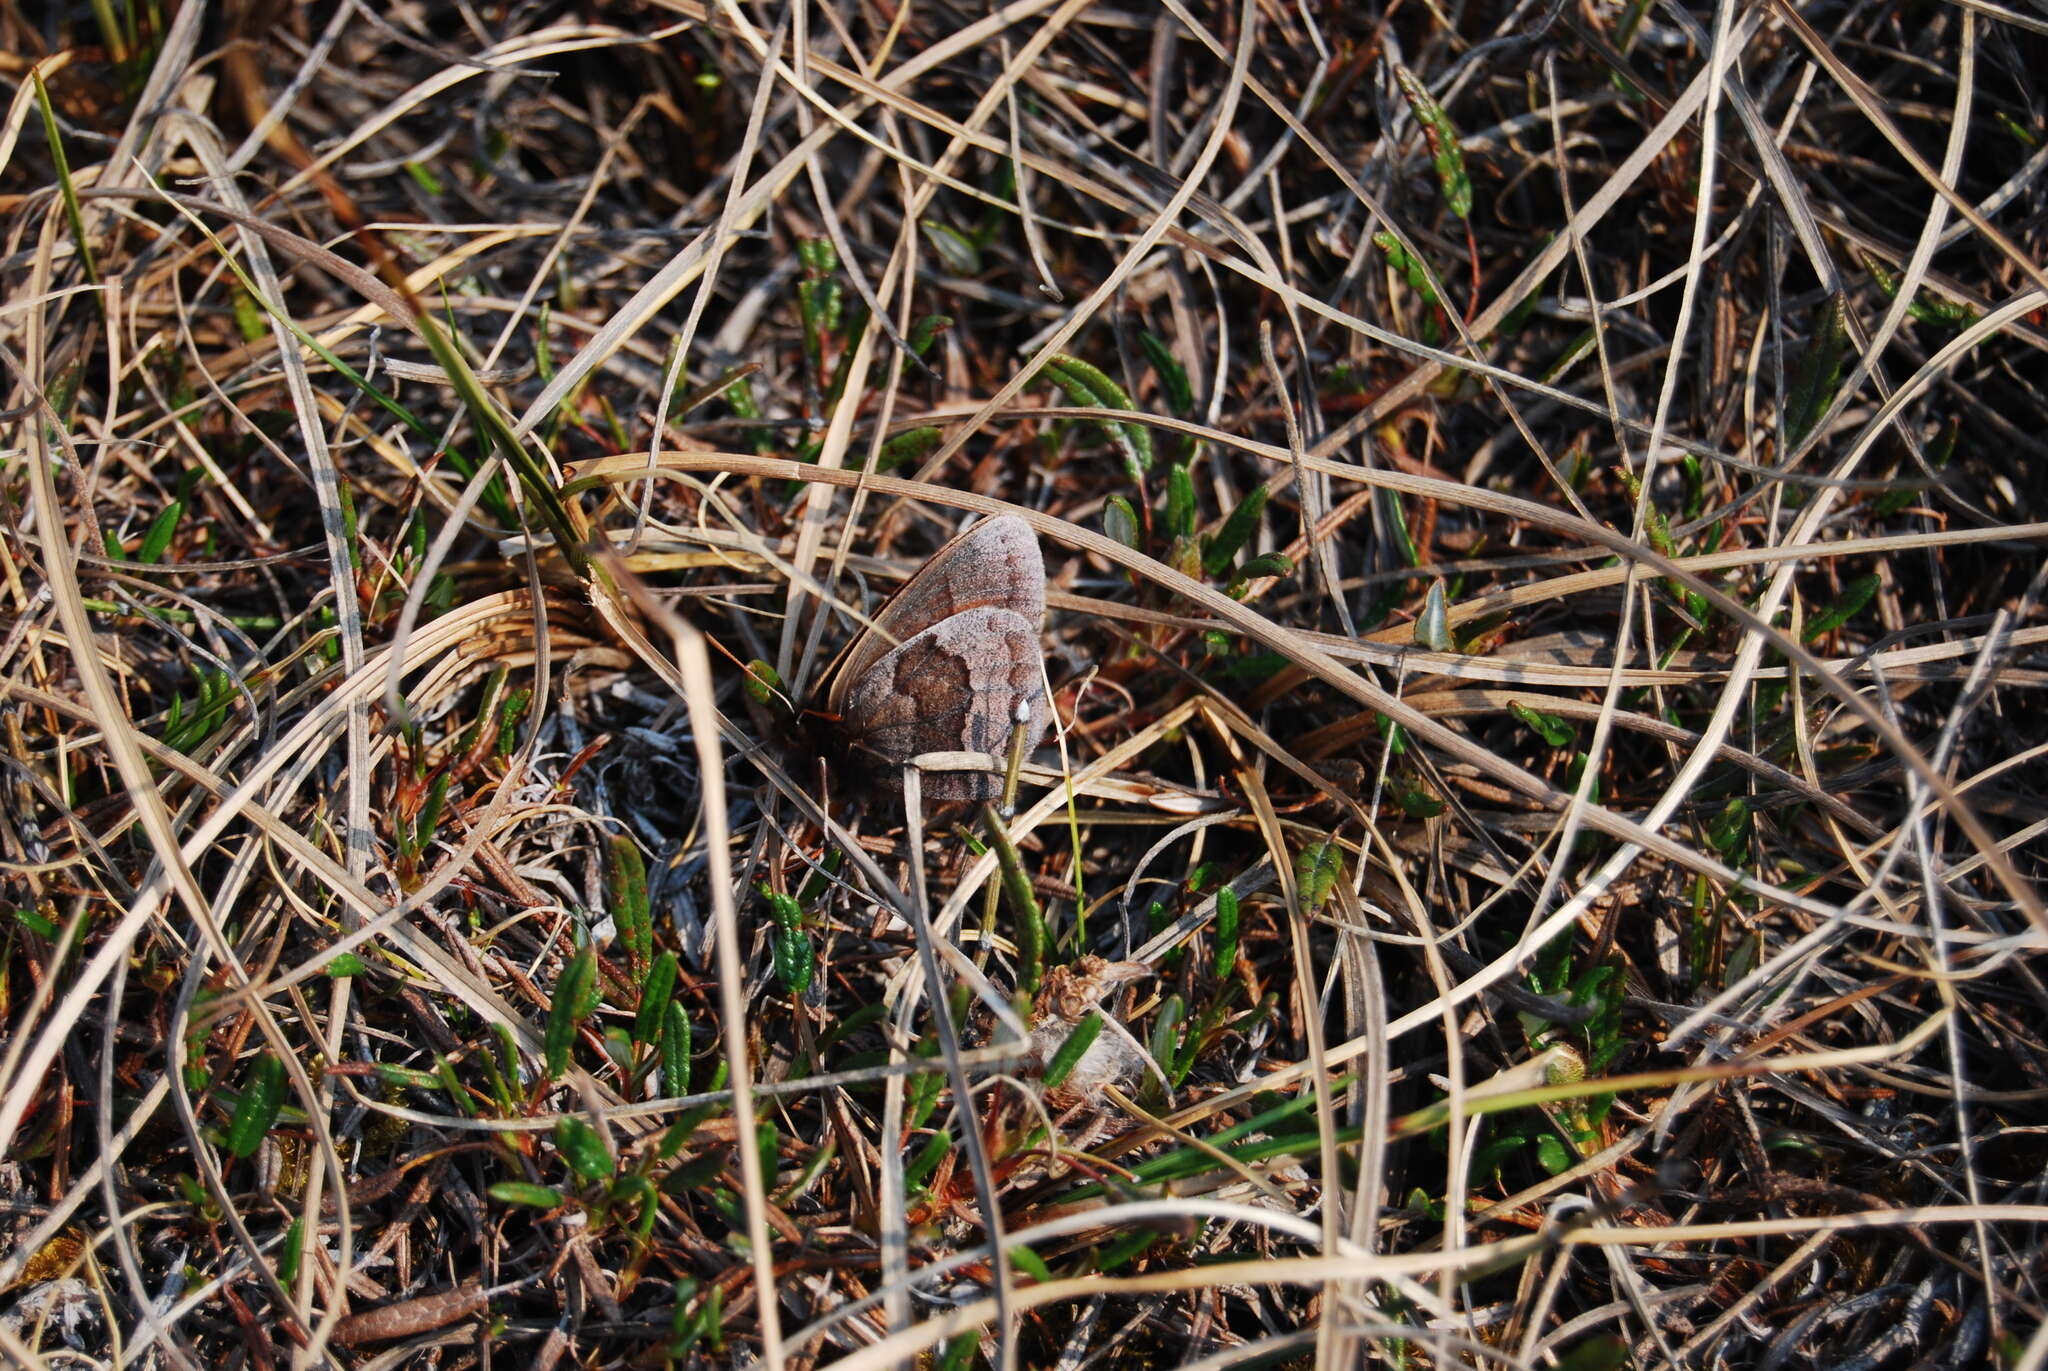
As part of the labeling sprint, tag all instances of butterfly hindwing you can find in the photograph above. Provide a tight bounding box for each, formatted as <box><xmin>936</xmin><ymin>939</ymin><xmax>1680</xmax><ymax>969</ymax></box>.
<box><xmin>837</xmin><ymin>606</ymin><xmax>1049</xmax><ymax>803</ymax></box>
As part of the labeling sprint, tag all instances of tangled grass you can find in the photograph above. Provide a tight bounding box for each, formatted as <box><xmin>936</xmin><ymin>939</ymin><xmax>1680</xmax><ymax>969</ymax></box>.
<box><xmin>2</xmin><ymin>1</ymin><xmax>2045</xmax><ymax>1367</ymax></box>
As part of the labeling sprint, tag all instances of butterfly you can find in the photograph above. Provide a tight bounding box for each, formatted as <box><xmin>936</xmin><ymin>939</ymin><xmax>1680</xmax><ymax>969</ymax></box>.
<box><xmin>823</xmin><ymin>514</ymin><xmax>1050</xmax><ymax>804</ymax></box>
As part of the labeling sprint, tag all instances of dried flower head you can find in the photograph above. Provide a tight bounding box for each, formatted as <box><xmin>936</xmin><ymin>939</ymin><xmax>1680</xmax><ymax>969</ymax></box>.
<box><xmin>1029</xmin><ymin>955</ymin><xmax>1153</xmax><ymax>1105</ymax></box>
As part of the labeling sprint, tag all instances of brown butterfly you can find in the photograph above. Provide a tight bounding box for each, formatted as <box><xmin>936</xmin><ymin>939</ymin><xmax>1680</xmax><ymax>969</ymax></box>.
<box><xmin>824</xmin><ymin>515</ymin><xmax>1050</xmax><ymax>804</ymax></box>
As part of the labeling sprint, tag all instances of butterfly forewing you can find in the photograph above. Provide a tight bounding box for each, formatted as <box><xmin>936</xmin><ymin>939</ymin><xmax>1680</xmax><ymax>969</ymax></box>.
<box><xmin>837</xmin><ymin>607</ymin><xmax>1050</xmax><ymax>803</ymax></box>
<box><xmin>825</xmin><ymin>514</ymin><xmax>1045</xmax><ymax>715</ymax></box>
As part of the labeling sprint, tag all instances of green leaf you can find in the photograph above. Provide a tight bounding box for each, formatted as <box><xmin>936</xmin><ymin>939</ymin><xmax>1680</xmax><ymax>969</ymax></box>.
<box><xmin>1213</xmin><ymin>887</ymin><xmax>1240</xmax><ymax>979</ymax></box>
<box><xmin>876</xmin><ymin>425</ymin><xmax>944</xmax><ymax>472</ymax></box>
<box><xmin>1614</xmin><ymin>467</ymin><xmax>1677</xmax><ymax>560</ymax></box>
<box><xmin>1413</xmin><ymin>580</ymin><xmax>1451</xmax><ymax>651</ymax></box>
<box><xmin>1406</xmin><ymin>1186</ymin><xmax>1444</xmax><ymax>1221</ymax></box>
<box><xmin>907</xmin><ymin>314</ymin><xmax>953</xmax><ymax>357</ymax></box>
<box><xmin>1509</xmin><ymin>702</ymin><xmax>1573</xmax><ymax>748</ymax></box>
<box><xmin>1707</xmin><ymin>798</ymin><xmax>1751</xmax><ymax>858</ymax></box>
<box><xmin>921</xmin><ymin>222</ymin><xmax>982</xmax><ymax>274</ymax></box>
<box><xmin>1171</xmin><ymin>1004</ymin><xmax>1214</xmax><ymax>1086</ymax></box>
<box><xmin>135</xmin><ymin>500</ymin><xmax>183</xmax><ymax>564</ymax></box>
<box><xmin>1377</xmin><ymin>487</ymin><xmax>1421</xmax><ymax>567</ymax></box>
<box><xmin>325</xmin><ymin>952</ymin><xmax>367</xmax><ymax>978</ymax></box>
<box><xmin>488</xmin><ymin>1181</ymin><xmax>565</xmax><ymax>1208</ymax></box>
<box><xmin>1372</xmin><ymin>232</ymin><xmax>1441</xmax><ymax>309</ymax></box>
<box><xmin>1471</xmin><ymin>1131</ymin><xmax>1531</xmax><ymax>1183</ymax></box>
<box><xmin>982</xmin><ymin>805</ymin><xmax>1047</xmax><ymax>993</ymax></box>
<box><xmin>602</xmin><ymin>1025</ymin><xmax>634</xmax><ymax>1072</ymax></box>
<box><xmin>660</xmin><ymin>1103</ymin><xmax>721</xmax><ymax>1163</ymax></box>
<box><xmin>797</xmin><ymin>238</ymin><xmax>838</xmax><ymax>274</ymax></box>
<box><xmin>224</xmin><ymin>1053</ymin><xmax>287</xmax><ymax>1159</ymax></box>
<box><xmin>603</xmin><ymin>1171</ymin><xmax>659</xmax><ymax>1249</ymax></box>
<box><xmin>725</xmin><ymin>371</ymin><xmax>760</xmax><ymax>419</ymax></box>
<box><xmin>1164</xmin><ymin>463</ymin><xmax>1197</xmax><ymax>541</ymax></box>
<box><xmin>544</xmin><ymin>944</ymin><xmax>597</xmax><ymax>1080</ymax></box>
<box><xmin>1042</xmin><ymin>1011</ymin><xmax>1105</xmax><ymax>1090</ymax></box>
<box><xmin>1151</xmin><ymin>987</ymin><xmax>1184</xmax><ymax>1055</ymax></box>
<box><xmin>660</xmin><ymin>1000</ymin><xmax>692</xmax><ymax>1098</ymax></box>
<box><xmin>1097</xmin><ymin>1227</ymin><xmax>1159</xmax><ymax>1271</ymax></box>
<box><xmin>1139</xmin><ymin>331</ymin><xmax>1194</xmax><ymax>415</ymax></box>
<box><xmin>1393</xmin><ymin>64</ymin><xmax>1472</xmax><ymax>219</ymax></box>
<box><xmin>1294</xmin><ymin>838</ymin><xmax>1344</xmax><ymax>914</ymax></box>
<box><xmin>434</xmin><ymin>1054</ymin><xmax>473</xmax><ymax>1117</ymax></box>
<box><xmin>492</xmin><ymin>1022</ymin><xmax>521</xmax><ymax>1095</ymax></box>
<box><xmin>1726</xmin><ymin>929</ymin><xmax>1762</xmax><ymax>986</ymax></box>
<box><xmin>278</xmin><ymin>1216</ymin><xmax>304</xmax><ymax>1284</ymax></box>
<box><xmin>773</xmin><ymin>924</ymin><xmax>814</xmax><ymax>998</ymax></box>
<box><xmin>1553</xmin><ymin>1335</ymin><xmax>1629</xmax><ymax>1371</ymax></box>
<box><xmin>376</xmin><ymin>1063</ymin><xmax>443</xmax><ymax>1092</ymax></box>
<box><xmin>1237</xmin><ymin>552</ymin><xmax>1294</xmax><ymax>582</ymax></box>
<box><xmin>1386</xmin><ymin>773</ymin><xmax>1446</xmax><ymax>818</ymax></box>
<box><xmin>1008</xmin><ymin>1245</ymin><xmax>1054</xmax><ymax>1283</ymax></box>
<box><xmin>407</xmin><ymin>774</ymin><xmax>449</xmax><ymax>857</ymax></box>
<box><xmin>1994</xmin><ymin>110</ymin><xmax>2042</xmax><ymax>149</ymax></box>
<box><xmin>668</xmin><ymin>1280</ymin><xmax>724</xmax><ymax>1357</ymax></box>
<box><xmin>1202</xmin><ymin>483</ymin><xmax>1268</xmax><ymax>577</ymax></box>
<box><xmin>668</xmin><ymin>1278</ymin><xmax>702</xmax><ymax>1344</ymax></box>
<box><xmin>32</xmin><ymin>71</ymin><xmax>98</xmax><ymax>286</ymax></box>
<box><xmin>1102</xmin><ymin>496</ymin><xmax>1141</xmax><ymax>550</ymax></box>
<box><xmin>741</xmin><ymin>659</ymin><xmax>786</xmax><ymax>712</ymax></box>
<box><xmin>798</xmin><ymin>275</ymin><xmax>842</xmax><ymax>368</ymax></box>
<box><xmin>760</xmin><ymin>886</ymin><xmax>801</xmax><ymax>930</ymax></box>
<box><xmin>554</xmin><ymin>1115</ymin><xmax>616</xmax><ymax>1184</ymax></box>
<box><xmin>1801</xmin><ymin>574</ymin><xmax>1881</xmax><ymax>642</ymax></box>
<box><xmin>403</xmin><ymin>160</ymin><xmax>444</xmax><ymax>196</ymax></box>
<box><xmin>1535</xmin><ymin>1133</ymin><xmax>1574</xmax><ymax>1175</ymax></box>
<box><xmin>497</xmin><ymin>688</ymin><xmax>531</xmax><ymax>755</ymax></box>
<box><xmin>1042</xmin><ymin>353</ymin><xmax>1153</xmax><ymax>478</ymax></box>
<box><xmin>1785</xmin><ymin>293</ymin><xmax>1851</xmax><ymax>447</ymax></box>
<box><xmin>938</xmin><ymin>1331</ymin><xmax>979</xmax><ymax>1371</ymax></box>
<box><xmin>14</xmin><ymin>907</ymin><xmax>59</xmax><ymax>940</ymax></box>
<box><xmin>410</xmin><ymin>306</ymin><xmax>585</xmax><ymax>575</ymax></box>
<box><xmin>1860</xmin><ymin>251</ymin><xmax>1975</xmax><ymax>329</ymax></box>
<box><xmin>1219</xmin><ymin>651</ymin><xmax>1287</xmax><ymax>683</ymax></box>
<box><xmin>606</xmin><ymin>836</ymin><xmax>652</xmax><ymax>974</ymax></box>
<box><xmin>903</xmin><ymin>1128</ymin><xmax>952</xmax><ymax>1189</ymax></box>
<box><xmin>1544</xmin><ymin>1043</ymin><xmax>1588</xmax><ymax>1086</ymax></box>
<box><xmin>231</xmin><ymin>288</ymin><xmax>266</xmax><ymax>342</ymax></box>
<box><xmin>635</xmin><ymin>950</ymin><xmax>678</xmax><ymax>1045</ymax></box>
<box><xmin>1226</xmin><ymin>552</ymin><xmax>1295</xmax><ymax>598</ymax></box>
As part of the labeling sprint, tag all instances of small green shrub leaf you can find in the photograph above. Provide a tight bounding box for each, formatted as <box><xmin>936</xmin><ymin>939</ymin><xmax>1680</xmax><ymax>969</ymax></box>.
<box><xmin>225</xmin><ymin>1053</ymin><xmax>287</xmax><ymax>1159</ymax></box>
<box><xmin>488</xmin><ymin>1182</ymin><xmax>565</xmax><ymax>1208</ymax></box>
<box><xmin>554</xmin><ymin>1115</ymin><xmax>615</xmax><ymax>1184</ymax></box>
<box><xmin>635</xmin><ymin>950</ymin><xmax>678</xmax><ymax>1044</ymax></box>
<box><xmin>544</xmin><ymin>944</ymin><xmax>597</xmax><ymax>1080</ymax></box>
<box><xmin>1295</xmin><ymin>837</ymin><xmax>1344</xmax><ymax>914</ymax></box>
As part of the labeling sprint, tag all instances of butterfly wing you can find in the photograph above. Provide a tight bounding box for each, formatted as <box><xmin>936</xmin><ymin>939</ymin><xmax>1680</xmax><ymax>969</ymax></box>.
<box><xmin>826</xmin><ymin>515</ymin><xmax>1045</xmax><ymax>715</ymax></box>
<box><xmin>837</xmin><ymin>606</ymin><xmax>1049</xmax><ymax>803</ymax></box>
